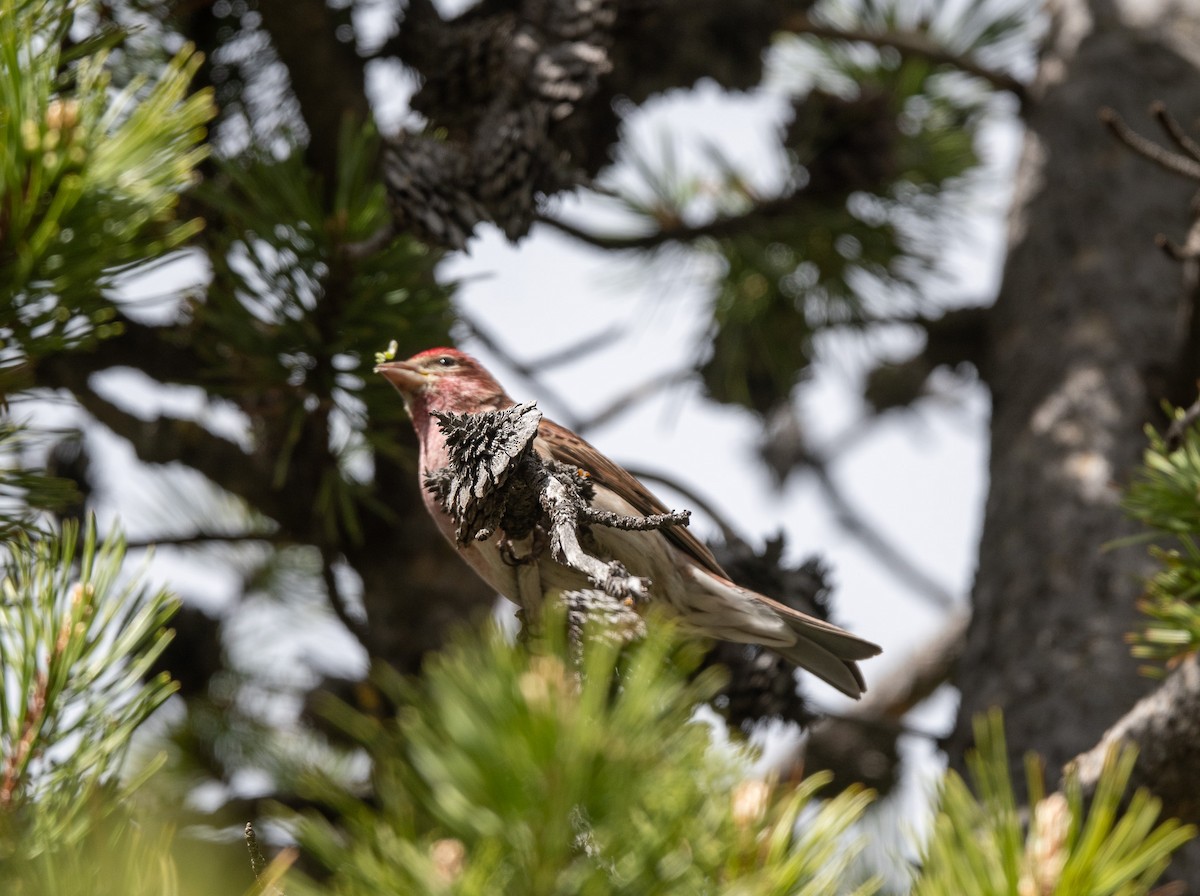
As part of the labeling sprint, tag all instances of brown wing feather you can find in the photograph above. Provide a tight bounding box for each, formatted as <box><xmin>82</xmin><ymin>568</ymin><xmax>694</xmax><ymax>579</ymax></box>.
<box><xmin>536</xmin><ymin>417</ymin><xmax>728</xmax><ymax>577</ymax></box>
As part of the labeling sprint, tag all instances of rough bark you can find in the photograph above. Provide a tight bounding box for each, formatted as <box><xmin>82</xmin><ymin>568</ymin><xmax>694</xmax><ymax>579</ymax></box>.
<box><xmin>950</xmin><ymin>0</ymin><xmax>1200</xmax><ymax>812</ymax></box>
<box><xmin>1068</xmin><ymin>654</ymin><xmax>1200</xmax><ymax>825</ymax></box>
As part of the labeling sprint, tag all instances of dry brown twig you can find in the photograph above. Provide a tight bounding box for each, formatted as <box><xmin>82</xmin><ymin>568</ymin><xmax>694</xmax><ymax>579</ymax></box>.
<box><xmin>1100</xmin><ymin>106</ymin><xmax>1200</xmax><ymax>182</ymax></box>
<box><xmin>1101</xmin><ymin>105</ymin><xmax>1200</xmax><ymax>262</ymax></box>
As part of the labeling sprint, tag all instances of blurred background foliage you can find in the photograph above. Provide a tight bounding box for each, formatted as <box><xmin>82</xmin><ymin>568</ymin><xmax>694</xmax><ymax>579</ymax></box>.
<box><xmin>4</xmin><ymin>0</ymin><xmax>1200</xmax><ymax>891</ymax></box>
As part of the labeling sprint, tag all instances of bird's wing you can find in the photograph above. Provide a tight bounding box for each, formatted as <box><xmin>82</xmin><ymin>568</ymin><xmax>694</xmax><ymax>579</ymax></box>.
<box><xmin>536</xmin><ymin>417</ymin><xmax>729</xmax><ymax>577</ymax></box>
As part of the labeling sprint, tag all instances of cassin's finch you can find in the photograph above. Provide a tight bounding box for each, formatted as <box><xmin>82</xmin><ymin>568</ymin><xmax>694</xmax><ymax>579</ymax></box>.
<box><xmin>377</xmin><ymin>347</ymin><xmax>881</xmax><ymax>697</ymax></box>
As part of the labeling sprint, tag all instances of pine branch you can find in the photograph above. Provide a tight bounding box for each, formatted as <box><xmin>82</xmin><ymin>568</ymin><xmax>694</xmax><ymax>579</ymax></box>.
<box><xmin>1100</xmin><ymin>107</ymin><xmax>1200</xmax><ymax>182</ymax></box>
<box><xmin>536</xmin><ymin>192</ymin><xmax>808</xmax><ymax>251</ymax></box>
<box><xmin>808</xmin><ymin>454</ymin><xmax>958</xmax><ymax>611</ymax></box>
<box><xmin>795</xmin><ymin>611</ymin><xmax>969</xmax><ymax>795</ymax></box>
<box><xmin>39</xmin><ymin>355</ymin><xmax>282</xmax><ymax>518</ymax></box>
<box><xmin>35</xmin><ymin>313</ymin><xmax>212</xmax><ymax>389</ymax></box>
<box><xmin>1066</xmin><ymin>654</ymin><xmax>1200</xmax><ymax>824</ymax></box>
<box><xmin>785</xmin><ymin>13</ymin><xmax>1029</xmax><ymax>102</ymax></box>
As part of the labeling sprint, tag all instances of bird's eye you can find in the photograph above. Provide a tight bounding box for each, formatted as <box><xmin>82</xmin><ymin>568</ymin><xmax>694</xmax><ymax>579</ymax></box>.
<box><xmin>437</xmin><ymin>356</ymin><xmax>457</xmax><ymax>368</ymax></box>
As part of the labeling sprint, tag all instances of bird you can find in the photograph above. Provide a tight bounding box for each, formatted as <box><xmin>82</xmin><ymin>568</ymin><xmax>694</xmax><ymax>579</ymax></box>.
<box><xmin>375</xmin><ymin>346</ymin><xmax>881</xmax><ymax>697</ymax></box>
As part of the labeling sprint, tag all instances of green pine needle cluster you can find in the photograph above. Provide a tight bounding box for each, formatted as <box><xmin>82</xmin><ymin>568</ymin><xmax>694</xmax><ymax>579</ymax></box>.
<box><xmin>1123</xmin><ymin>418</ymin><xmax>1200</xmax><ymax>673</ymax></box>
<box><xmin>605</xmin><ymin>0</ymin><xmax>1017</xmax><ymax>415</ymax></box>
<box><xmin>1</xmin><ymin>0</ymin><xmax>213</xmax><ymax>365</ymax></box>
<box><xmin>291</xmin><ymin>612</ymin><xmax>878</xmax><ymax>896</ymax></box>
<box><xmin>0</xmin><ymin>519</ymin><xmax>181</xmax><ymax>892</ymax></box>
<box><xmin>193</xmin><ymin>121</ymin><xmax>454</xmax><ymax>543</ymax></box>
<box><xmin>0</xmin><ymin>421</ymin><xmax>81</xmax><ymax>540</ymax></box>
<box><xmin>916</xmin><ymin>711</ymin><xmax>1195</xmax><ymax>895</ymax></box>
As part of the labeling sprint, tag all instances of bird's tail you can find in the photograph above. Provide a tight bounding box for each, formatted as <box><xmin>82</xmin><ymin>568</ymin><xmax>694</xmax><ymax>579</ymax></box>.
<box><xmin>684</xmin><ymin>565</ymin><xmax>881</xmax><ymax>699</ymax></box>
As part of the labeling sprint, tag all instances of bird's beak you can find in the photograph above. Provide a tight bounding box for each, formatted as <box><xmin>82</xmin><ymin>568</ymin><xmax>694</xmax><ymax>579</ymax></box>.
<box><xmin>374</xmin><ymin>360</ymin><xmax>427</xmax><ymax>394</ymax></box>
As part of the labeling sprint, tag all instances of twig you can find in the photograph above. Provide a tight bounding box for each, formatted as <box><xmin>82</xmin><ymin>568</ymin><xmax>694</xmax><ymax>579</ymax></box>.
<box><xmin>429</xmin><ymin>405</ymin><xmax>690</xmax><ymax>605</ymax></box>
<box><xmin>525</xmin><ymin>323</ymin><xmax>627</xmax><ymax>372</ymax></box>
<box><xmin>542</xmin><ymin>470</ymin><xmax>654</xmax><ymax>601</ymax></box>
<box><xmin>562</xmin><ymin>588</ymin><xmax>646</xmax><ymax>664</ymax></box>
<box><xmin>1151</xmin><ymin>101</ymin><xmax>1200</xmax><ymax>163</ymax></box>
<box><xmin>462</xmin><ymin>315</ymin><xmax>691</xmax><ymax>437</ymax></box>
<box><xmin>244</xmin><ymin>820</ymin><xmax>294</xmax><ymax>896</ymax></box>
<box><xmin>456</xmin><ymin>315</ymin><xmax>584</xmax><ymax>429</ymax></box>
<box><xmin>622</xmin><ymin>466</ymin><xmax>745</xmax><ymax>546</ymax></box>
<box><xmin>1100</xmin><ymin>107</ymin><xmax>1200</xmax><ymax>182</ymax></box>
<box><xmin>121</xmin><ymin>530</ymin><xmax>287</xmax><ymax>550</ymax></box>
<box><xmin>786</xmin><ymin>13</ymin><xmax>1029</xmax><ymax>102</ymax></box>
<box><xmin>1155</xmin><ymin>217</ymin><xmax>1200</xmax><ymax>262</ymax></box>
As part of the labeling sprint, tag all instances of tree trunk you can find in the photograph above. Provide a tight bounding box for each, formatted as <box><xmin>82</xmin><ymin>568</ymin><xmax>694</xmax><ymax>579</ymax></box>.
<box><xmin>950</xmin><ymin>0</ymin><xmax>1197</xmax><ymax>788</ymax></box>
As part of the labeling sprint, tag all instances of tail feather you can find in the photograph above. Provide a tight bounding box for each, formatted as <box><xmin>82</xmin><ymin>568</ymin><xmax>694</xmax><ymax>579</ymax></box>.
<box><xmin>763</xmin><ymin>595</ymin><xmax>882</xmax><ymax>661</ymax></box>
<box><xmin>684</xmin><ymin>564</ymin><xmax>881</xmax><ymax>699</ymax></box>
<box><xmin>772</xmin><ymin>633</ymin><xmax>869</xmax><ymax>699</ymax></box>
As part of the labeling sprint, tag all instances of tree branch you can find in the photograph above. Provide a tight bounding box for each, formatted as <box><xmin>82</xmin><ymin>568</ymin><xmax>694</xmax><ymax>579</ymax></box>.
<box><xmin>1100</xmin><ymin>107</ymin><xmax>1200</xmax><ymax>182</ymax></box>
<box><xmin>536</xmin><ymin>192</ymin><xmax>809</xmax><ymax>252</ymax></box>
<box><xmin>35</xmin><ymin>312</ymin><xmax>213</xmax><ymax>390</ymax></box>
<box><xmin>122</xmin><ymin>530</ymin><xmax>285</xmax><ymax>550</ymax></box>
<box><xmin>1066</xmin><ymin>654</ymin><xmax>1200</xmax><ymax>824</ymax></box>
<box><xmin>427</xmin><ymin>403</ymin><xmax>690</xmax><ymax>606</ymax></box>
<box><xmin>574</xmin><ymin>368</ymin><xmax>694</xmax><ymax>434</ymax></box>
<box><xmin>790</xmin><ymin>610</ymin><xmax>969</xmax><ymax>795</ymax></box>
<box><xmin>621</xmin><ymin>466</ymin><xmax>745</xmax><ymax>546</ymax></box>
<box><xmin>457</xmin><ymin>315</ymin><xmax>585</xmax><ymax>429</ymax></box>
<box><xmin>807</xmin><ymin>455</ymin><xmax>959</xmax><ymax>611</ymax></box>
<box><xmin>321</xmin><ymin>548</ymin><xmax>369</xmax><ymax>647</ymax></box>
<box><xmin>39</xmin><ymin>354</ymin><xmax>286</xmax><ymax>519</ymax></box>
<box><xmin>525</xmin><ymin>323</ymin><xmax>627</xmax><ymax>372</ymax></box>
<box><xmin>863</xmin><ymin>305</ymin><xmax>992</xmax><ymax>409</ymax></box>
<box><xmin>1152</xmin><ymin>101</ymin><xmax>1200</xmax><ymax>163</ymax></box>
<box><xmin>785</xmin><ymin>14</ymin><xmax>1029</xmax><ymax>102</ymax></box>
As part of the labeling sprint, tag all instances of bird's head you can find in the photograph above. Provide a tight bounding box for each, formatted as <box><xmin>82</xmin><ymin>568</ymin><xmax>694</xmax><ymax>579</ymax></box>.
<box><xmin>375</xmin><ymin>347</ymin><xmax>510</xmax><ymax>418</ymax></box>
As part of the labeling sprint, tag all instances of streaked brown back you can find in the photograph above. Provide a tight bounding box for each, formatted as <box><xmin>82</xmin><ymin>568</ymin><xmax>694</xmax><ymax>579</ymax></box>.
<box><xmin>537</xmin><ymin>417</ymin><xmax>728</xmax><ymax>578</ymax></box>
